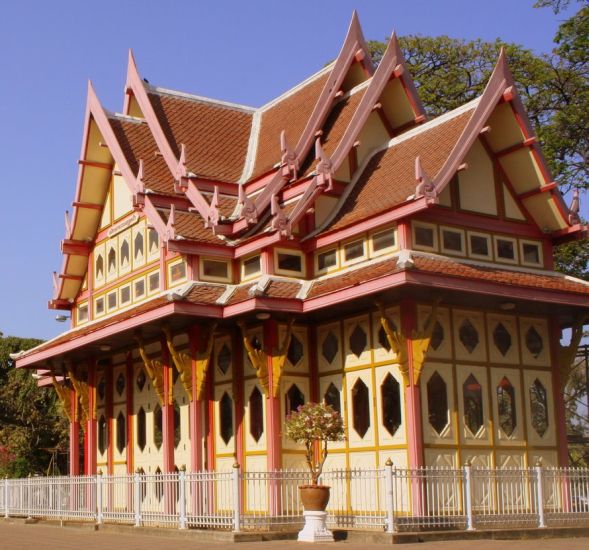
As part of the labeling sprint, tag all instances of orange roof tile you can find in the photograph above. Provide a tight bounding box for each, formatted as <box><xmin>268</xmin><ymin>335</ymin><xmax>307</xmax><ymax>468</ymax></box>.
<box><xmin>158</xmin><ymin>208</ymin><xmax>222</xmax><ymax>245</ymax></box>
<box><xmin>250</xmin><ymin>72</ymin><xmax>330</xmax><ymax>181</ymax></box>
<box><xmin>323</xmin><ymin>108</ymin><xmax>474</xmax><ymax>232</ymax></box>
<box><xmin>148</xmin><ymin>92</ymin><xmax>252</xmax><ymax>182</ymax></box>
<box><xmin>109</xmin><ymin>116</ymin><xmax>175</xmax><ymax>195</ymax></box>
<box><xmin>182</xmin><ymin>283</ymin><xmax>226</xmax><ymax>304</ymax></box>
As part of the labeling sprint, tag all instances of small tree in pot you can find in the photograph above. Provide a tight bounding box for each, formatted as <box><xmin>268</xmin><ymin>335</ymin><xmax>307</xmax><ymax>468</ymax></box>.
<box><xmin>284</xmin><ymin>402</ymin><xmax>344</xmax><ymax>511</ymax></box>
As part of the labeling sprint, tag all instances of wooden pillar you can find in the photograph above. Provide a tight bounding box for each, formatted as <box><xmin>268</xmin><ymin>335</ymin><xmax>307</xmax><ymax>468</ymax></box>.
<box><xmin>189</xmin><ymin>325</ymin><xmax>204</xmax><ymax>472</ymax></box>
<box><xmin>86</xmin><ymin>363</ymin><xmax>97</xmax><ymax>475</ymax></box>
<box><xmin>549</xmin><ymin>318</ymin><xmax>570</xmax><ymax>467</ymax></box>
<box><xmin>125</xmin><ymin>353</ymin><xmax>134</xmax><ymax>474</ymax></box>
<box><xmin>161</xmin><ymin>343</ymin><xmax>175</xmax><ymax>473</ymax></box>
<box><xmin>69</xmin><ymin>386</ymin><xmax>80</xmax><ymax>476</ymax></box>
<box><xmin>105</xmin><ymin>363</ymin><xmax>114</xmax><ymax>475</ymax></box>
<box><xmin>233</xmin><ymin>328</ymin><xmax>245</xmax><ymax>468</ymax></box>
<box><xmin>264</xmin><ymin>319</ymin><xmax>282</xmax><ymax>471</ymax></box>
<box><xmin>401</xmin><ymin>299</ymin><xmax>425</xmax><ymax>469</ymax></box>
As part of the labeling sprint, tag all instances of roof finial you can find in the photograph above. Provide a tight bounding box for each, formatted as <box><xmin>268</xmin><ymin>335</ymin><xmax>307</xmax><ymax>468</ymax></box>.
<box><xmin>569</xmin><ymin>189</ymin><xmax>581</xmax><ymax>225</ymax></box>
<box><xmin>64</xmin><ymin>210</ymin><xmax>72</xmax><ymax>240</ymax></box>
<box><xmin>314</xmin><ymin>138</ymin><xmax>333</xmax><ymax>191</ymax></box>
<box><xmin>166</xmin><ymin>204</ymin><xmax>176</xmax><ymax>241</ymax></box>
<box><xmin>176</xmin><ymin>143</ymin><xmax>187</xmax><ymax>181</ymax></box>
<box><xmin>413</xmin><ymin>156</ymin><xmax>437</xmax><ymax>203</ymax></box>
<box><xmin>270</xmin><ymin>193</ymin><xmax>290</xmax><ymax>237</ymax></box>
<box><xmin>206</xmin><ymin>186</ymin><xmax>220</xmax><ymax>229</ymax></box>
<box><xmin>280</xmin><ymin>130</ymin><xmax>298</xmax><ymax>181</ymax></box>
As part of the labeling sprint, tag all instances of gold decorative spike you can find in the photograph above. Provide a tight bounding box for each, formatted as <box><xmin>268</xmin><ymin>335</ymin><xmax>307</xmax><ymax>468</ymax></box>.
<box><xmin>238</xmin><ymin>320</ymin><xmax>269</xmax><ymax>395</ymax></box>
<box><xmin>194</xmin><ymin>322</ymin><xmax>217</xmax><ymax>401</ymax></box>
<box><xmin>271</xmin><ymin>317</ymin><xmax>294</xmax><ymax>397</ymax></box>
<box><xmin>51</xmin><ymin>375</ymin><xmax>73</xmax><ymax>422</ymax></box>
<box><xmin>135</xmin><ymin>333</ymin><xmax>165</xmax><ymax>405</ymax></box>
<box><xmin>65</xmin><ymin>363</ymin><xmax>90</xmax><ymax>423</ymax></box>
<box><xmin>411</xmin><ymin>298</ymin><xmax>440</xmax><ymax>386</ymax></box>
<box><xmin>378</xmin><ymin>301</ymin><xmax>409</xmax><ymax>385</ymax></box>
<box><xmin>163</xmin><ymin>326</ymin><xmax>193</xmax><ymax>402</ymax></box>
<box><xmin>557</xmin><ymin>315</ymin><xmax>588</xmax><ymax>389</ymax></box>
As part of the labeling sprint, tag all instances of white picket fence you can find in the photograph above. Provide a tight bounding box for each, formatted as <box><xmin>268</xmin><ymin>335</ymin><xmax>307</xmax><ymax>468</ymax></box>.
<box><xmin>1</xmin><ymin>465</ymin><xmax>588</xmax><ymax>532</ymax></box>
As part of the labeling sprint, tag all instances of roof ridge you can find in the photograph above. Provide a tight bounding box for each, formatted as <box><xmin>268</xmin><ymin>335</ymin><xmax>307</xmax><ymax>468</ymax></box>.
<box><xmin>259</xmin><ymin>62</ymin><xmax>335</xmax><ymax>113</ymax></box>
<box><xmin>148</xmin><ymin>85</ymin><xmax>256</xmax><ymax>113</ymax></box>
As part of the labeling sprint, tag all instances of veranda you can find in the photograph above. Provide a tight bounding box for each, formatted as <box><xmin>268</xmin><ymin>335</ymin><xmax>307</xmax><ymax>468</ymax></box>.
<box><xmin>2</xmin><ymin>464</ymin><xmax>589</xmax><ymax>534</ymax></box>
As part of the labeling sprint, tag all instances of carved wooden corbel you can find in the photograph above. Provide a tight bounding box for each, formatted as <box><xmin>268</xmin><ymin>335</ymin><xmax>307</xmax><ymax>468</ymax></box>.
<box><xmin>410</xmin><ymin>298</ymin><xmax>440</xmax><ymax>386</ymax></box>
<box><xmin>194</xmin><ymin>323</ymin><xmax>217</xmax><ymax>401</ymax></box>
<box><xmin>557</xmin><ymin>315</ymin><xmax>587</xmax><ymax>389</ymax></box>
<box><xmin>377</xmin><ymin>301</ymin><xmax>409</xmax><ymax>385</ymax></box>
<box><xmin>135</xmin><ymin>333</ymin><xmax>166</xmax><ymax>405</ymax></box>
<box><xmin>163</xmin><ymin>326</ymin><xmax>193</xmax><ymax>401</ymax></box>
<box><xmin>238</xmin><ymin>321</ymin><xmax>269</xmax><ymax>395</ymax></box>
<box><xmin>51</xmin><ymin>375</ymin><xmax>73</xmax><ymax>422</ymax></box>
<box><xmin>271</xmin><ymin>317</ymin><xmax>294</xmax><ymax>398</ymax></box>
<box><xmin>65</xmin><ymin>363</ymin><xmax>90</xmax><ymax>423</ymax></box>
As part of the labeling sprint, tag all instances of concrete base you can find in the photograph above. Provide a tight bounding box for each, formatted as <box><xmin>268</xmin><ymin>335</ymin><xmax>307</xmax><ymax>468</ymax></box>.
<box><xmin>297</xmin><ymin>511</ymin><xmax>334</xmax><ymax>542</ymax></box>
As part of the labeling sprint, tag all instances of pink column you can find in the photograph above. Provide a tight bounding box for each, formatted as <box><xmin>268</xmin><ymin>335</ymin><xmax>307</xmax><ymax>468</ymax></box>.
<box><xmin>161</xmin><ymin>343</ymin><xmax>175</xmax><ymax>473</ymax></box>
<box><xmin>85</xmin><ymin>363</ymin><xmax>97</xmax><ymax>475</ymax></box>
<box><xmin>125</xmin><ymin>353</ymin><xmax>134</xmax><ymax>474</ymax></box>
<box><xmin>105</xmin><ymin>365</ymin><xmax>114</xmax><ymax>475</ymax></box>
<box><xmin>189</xmin><ymin>325</ymin><xmax>203</xmax><ymax>472</ymax></box>
<box><xmin>549</xmin><ymin>318</ymin><xmax>569</xmax><ymax>467</ymax></box>
<box><xmin>69</xmin><ymin>386</ymin><xmax>80</xmax><ymax>476</ymax></box>
<box><xmin>264</xmin><ymin>319</ymin><xmax>282</xmax><ymax>471</ymax></box>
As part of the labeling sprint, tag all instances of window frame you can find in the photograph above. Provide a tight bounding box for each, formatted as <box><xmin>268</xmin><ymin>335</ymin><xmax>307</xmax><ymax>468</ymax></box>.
<box><xmin>519</xmin><ymin>239</ymin><xmax>543</xmax><ymax>268</ymax></box>
<box><xmin>341</xmin><ymin>237</ymin><xmax>367</xmax><ymax>266</ymax></box>
<box><xmin>147</xmin><ymin>270</ymin><xmax>160</xmax><ymax>295</ymax></box>
<box><xmin>241</xmin><ymin>254</ymin><xmax>262</xmax><ymax>281</ymax></box>
<box><xmin>440</xmin><ymin>225</ymin><xmax>466</xmax><ymax>257</ymax></box>
<box><xmin>168</xmin><ymin>257</ymin><xmax>188</xmax><ymax>287</ymax></box>
<box><xmin>119</xmin><ymin>283</ymin><xmax>132</xmax><ymax>307</ymax></box>
<box><xmin>94</xmin><ymin>295</ymin><xmax>105</xmax><ymax>318</ymax></box>
<box><xmin>200</xmin><ymin>257</ymin><xmax>232</xmax><ymax>283</ymax></box>
<box><xmin>274</xmin><ymin>248</ymin><xmax>306</xmax><ymax>277</ymax></box>
<box><xmin>412</xmin><ymin>221</ymin><xmax>438</xmax><ymax>252</ymax></box>
<box><xmin>369</xmin><ymin>226</ymin><xmax>398</xmax><ymax>258</ymax></box>
<box><xmin>467</xmin><ymin>230</ymin><xmax>492</xmax><ymax>260</ymax></box>
<box><xmin>314</xmin><ymin>247</ymin><xmax>339</xmax><ymax>275</ymax></box>
<box><xmin>77</xmin><ymin>302</ymin><xmax>89</xmax><ymax>325</ymax></box>
<box><xmin>133</xmin><ymin>276</ymin><xmax>147</xmax><ymax>301</ymax></box>
<box><xmin>494</xmin><ymin>235</ymin><xmax>519</xmax><ymax>265</ymax></box>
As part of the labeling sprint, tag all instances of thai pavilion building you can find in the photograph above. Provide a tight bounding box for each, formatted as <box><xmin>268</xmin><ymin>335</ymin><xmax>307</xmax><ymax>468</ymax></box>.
<box><xmin>15</xmin><ymin>13</ymin><xmax>588</xmax><ymax>479</ymax></box>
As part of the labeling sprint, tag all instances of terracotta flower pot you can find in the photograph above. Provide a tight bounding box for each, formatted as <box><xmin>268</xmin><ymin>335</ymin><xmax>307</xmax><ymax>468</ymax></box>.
<box><xmin>299</xmin><ymin>484</ymin><xmax>331</xmax><ymax>511</ymax></box>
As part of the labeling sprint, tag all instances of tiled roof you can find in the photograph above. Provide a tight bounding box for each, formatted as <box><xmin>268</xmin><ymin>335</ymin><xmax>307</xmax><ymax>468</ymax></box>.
<box><xmin>158</xmin><ymin>208</ymin><xmax>222</xmax><ymax>244</ymax></box>
<box><xmin>265</xmin><ymin>280</ymin><xmax>301</xmax><ymax>299</ymax></box>
<box><xmin>250</xmin><ymin>72</ymin><xmax>330</xmax><ymax>181</ymax></box>
<box><xmin>181</xmin><ymin>283</ymin><xmax>226</xmax><ymax>304</ymax></box>
<box><xmin>148</xmin><ymin>92</ymin><xmax>252</xmax><ymax>182</ymax></box>
<box><xmin>323</xmin><ymin>108</ymin><xmax>474</xmax><ymax>232</ymax></box>
<box><xmin>411</xmin><ymin>255</ymin><xmax>589</xmax><ymax>296</ymax></box>
<box><xmin>109</xmin><ymin>116</ymin><xmax>175</xmax><ymax>195</ymax></box>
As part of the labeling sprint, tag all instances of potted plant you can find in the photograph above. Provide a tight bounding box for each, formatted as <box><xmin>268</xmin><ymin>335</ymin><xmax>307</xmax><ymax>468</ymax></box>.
<box><xmin>284</xmin><ymin>402</ymin><xmax>344</xmax><ymax>512</ymax></box>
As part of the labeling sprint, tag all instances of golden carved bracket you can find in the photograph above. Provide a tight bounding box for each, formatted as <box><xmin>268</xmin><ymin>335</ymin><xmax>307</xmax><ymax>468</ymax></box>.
<box><xmin>238</xmin><ymin>320</ymin><xmax>269</xmax><ymax>395</ymax></box>
<box><xmin>557</xmin><ymin>315</ymin><xmax>588</xmax><ymax>390</ymax></box>
<box><xmin>377</xmin><ymin>298</ymin><xmax>439</xmax><ymax>387</ymax></box>
<box><xmin>135</xmin><ymin>333</ymin><xmax>166</xmax><ymax>405</ymax></box>
<box><xmin>65</xmin><ymin>363</ymin><xmax>90</xmax><ymax>423</ymax></box>
<box><xmin>51</xmin><ymin>374</ymin><xmax>73</xmax><ymax>423</ymax></box>
<box><xmin>163</xmin><ymin>326</ymin><xmax>193</xmax><ymax>401</ymax></box>
<box><xmin>271</xmin><ymin>317</ymin><xmax>294</xmax><ymax>398</ymax></box>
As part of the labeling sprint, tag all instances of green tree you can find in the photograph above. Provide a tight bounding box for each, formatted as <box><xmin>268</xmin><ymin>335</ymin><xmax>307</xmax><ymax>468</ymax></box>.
<box><xmin>0</xmin><ymin>335</ymin><xmax>68</xmax><ymax>477</ymax></box>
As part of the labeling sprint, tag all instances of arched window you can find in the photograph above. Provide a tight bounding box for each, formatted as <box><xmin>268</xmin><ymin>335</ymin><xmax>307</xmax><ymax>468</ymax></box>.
<box><xmin>137</xmin><ymin>407</ymin><xmax>146</xmax><ymax>451</ymax></box>
<box><xmin>351</xmin><ymin>378</ymin><xmax>370</xmax><ymax>438</ymax></box>
<box><xmin>154</xmin><ymin>405</ymin><xmax>163</xmax><ymax>450</ymax></box>
<box><xmin>219</xmin><ymin>392</ymin><xmax>233</xmax><ymax>445</ymax></box>
<box><xmin>249</xmin><ymin>387</ymin><xmax>264</xmax><ymax>443</ymax></box>
<box><xmin>463</xmin><ymin>374</ymin><xmax>483</xmax><ymax>434</ymax></box>
<box><xmin>427</xmin><ymin>371</ymin><xmax>448</xmax><ymax>435</ymax></box>
<box><xmin>116</xmin><ymin>411</ymin><xmax>126</xmax><ymax>454</ymax></box>
<box><xmin>381</xmin><ymin>373</ymin><xmax>401</xmax><ymax>436</ymax></box>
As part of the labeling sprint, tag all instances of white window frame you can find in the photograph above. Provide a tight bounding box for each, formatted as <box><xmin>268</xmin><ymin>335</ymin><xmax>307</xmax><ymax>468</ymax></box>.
<box><xmin>119</xmin><ymin>283</ymin><xmax>132</xmax><ymax>307</ymax></box>
<box><xmin>467</xmin><ymin>230</ymin><xmax>492</xmax><ymax>260</ymax></box>
<box><xmin>494</xmin><ymin>235</ymin><xmax>519</xmax><ymax>265</ymax></box>
<box><xmin>440</xmin><ymin>226</ymin><xmax>466</xmax><ymax>257</ymax></box>
<box><xmin>199</xmin><ymin>257</ymin><xmax>232</xmax><ymax>283</ymax></box>
<box><xmin>341</xmin><ymin>238</ymin><xmax>367</xmax><ymax>266</ymax></box>
<box><xmin>94</xmin><ymin>296</ymin><xmax>105</xmax><ymax>318</ymax></box>
<box><xmin>274</xmin><ymin>248</ymin><xmax>305</xmax><ymax>277</ymax></box>
<box><xmin>133</xmin><ymin>276</ymin><xmax>146</xmax><ymax>301</ymax></box>
<box><xmin>241</xmin><ymin>254</ymin><xmax>262</xmax><ymax>281</ymax></box>
<box><xmin>77</xmin><ymin>302</ymin><xmax>89</xmax><ymax>325</ymax></box>
<box><xmin>147</xmin><ymin>270</ymin><xmax>161</xmax><ymax>295</ymax></box>
<box><xmin>412</xmin><ymin>221</ymin><xmax>438</xmax><ymax>252</ymax></box>
<box><xmin>369</xmin><ymin>226</ymin><xmax>398</xmax><ymax>257</ymax></box>
<box><xmin>519</xmin><ymin>239</ymin><xmax>543</xmax><ymax>267</ymax></box>
<box><xmin>168</xmin><ymin>257</ymin><xmax>188</xmax><ymax>287</ymax></box>
<box><xmin>314</xmin><ymin>247</ymin><xmax>339</xmax><ymax>275</ymax></box>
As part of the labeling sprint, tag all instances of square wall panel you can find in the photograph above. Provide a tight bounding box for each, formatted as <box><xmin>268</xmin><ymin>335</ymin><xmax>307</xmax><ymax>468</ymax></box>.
<box><xmin>317</xmin><ymin>322</ymin><xmax>342</xmax><ymax>373</ymax></box>
<box><xmin>519</xmin><ymin>317</ymin><xmax>551</xmax><ymax>367</ymax></box>
<box><xmin>418</xmin><ymin>305</ymin><xmax>452</xmax><ymax>360</ymax></box>
<box><xmin>452</xmin><ymin>310</ymin><xmax>487</xmax><ymax>363</ymax></box>
<box><xmin>420</xmin><ymin>363</ymin><xmax>456</xmax><ymax>445</ymax></box>
<box><xmin>487</xmin><ymin>313</ymin><xmax>520</xmax><ymax>365</ymax></box>
<box><xmin>344</xmin><ymin>315</ymin><xmax>371</xmax><ymax>368</ymax></box>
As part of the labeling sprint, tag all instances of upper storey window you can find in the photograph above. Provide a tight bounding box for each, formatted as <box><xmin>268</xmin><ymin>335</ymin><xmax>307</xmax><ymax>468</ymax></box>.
<box><xmin>168</xmin><ymin>258</ymin><xmax>187</xmax><ymax>286</ymax></box>
<box><xmin>370</xmin><ymin>227</ymin><xmax>397</xmax><ymax>256</ymax></box>
<box><xmin>468</xmin><ymin>231</ymin><xmax>492</xmax><ymax>259</ymax></box>
<box><xmin>412</xmin><ymin>222</ymin><xmax>438</xmax><ymax>251</ymax></box>
<box><xmin>316</xmin><ymin>248</ymin><xmax>338</xmax><ymax>274</ymax></box>
<box><xmin>440</xmin><ymin>227</ymin><xmax>465</xmax><ymax>256</ymax></box>
<box><xmin>494</xmin><ymin>236</ymin><xmax>518</xmax><ymax>264</ymax></box>
<box><xmin>342</xmin><ymin>239</ymin><xmax>366</xmax><ymax>265</ymax></box>
<box><xmin>275</xmin><ymin>249</ymin><xmax>305</xmax><ymax>276</ymax></box>
<box><xmin>201</xmin><ymin>258</ymin><xmax>231</xmax><ymax>282</ymax></box>
<box><xmin>242</xmin><ymin>255</ymin><xmax>261</xmax><ymax>279</ymax></box>
<box><xmin>520</xmin><ymin>240</ymin><xmax>542</xmax><ymax>267</ymax></box>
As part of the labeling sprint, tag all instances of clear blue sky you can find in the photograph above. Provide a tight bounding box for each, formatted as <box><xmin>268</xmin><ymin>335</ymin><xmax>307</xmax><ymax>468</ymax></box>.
<box><xmin>0</xmin><ymin>0</ymin><xmax>584</xmax><ymax>340</ymax></box>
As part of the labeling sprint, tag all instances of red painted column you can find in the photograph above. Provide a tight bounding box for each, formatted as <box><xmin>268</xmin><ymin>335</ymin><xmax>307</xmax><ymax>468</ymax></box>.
<box><xmin>189</xmin><ymin>325</ymin><xmax>203</xmax><ymax>472</ymax></box>
<box><xmin>401</xmin><ymin>299</ymin><xmax>425</xmax><ymax>469</ymax></box>
<box><xmin>264</xmin><ymin>319</ymin><xmax>282</xmax><ymax>471</ymax></box>
<box><xmin>105</xmin><ymin>365</ymin><xmax>114</xmax><ymax>475</ymax></box>
<box><xmin>69</xmin><ymin>387</ymin><xmax>80</xmax><ymax>476</ymax></box>
<box><xmin>233</xmin><ymin>328</ymin><xmax>245</xmax><ymax>468</ymax></box>
<box><xmin>161</xmin><ymin>343</ymin><xmax>175</xmax><ymax>473</ymax></box>
<box><xmin>86</xmin><ymin>363</ymin><xmax>97</xmax><ymax>475</ymax></box>
<box><xmin>125</xmin><ymin>353</ymin><xmax>134</xmax><ymax>474</ymax></box>
<box><xmin>549</xmin><ymin>319</ymin><xmax>569</xmax><ymax>467</ymax></box>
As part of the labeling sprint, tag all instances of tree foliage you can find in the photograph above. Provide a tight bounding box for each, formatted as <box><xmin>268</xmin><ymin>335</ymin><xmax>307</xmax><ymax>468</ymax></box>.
<box><xmin>0</xmin><ymin>336</ymin><xmax>68</xmax><ymax>477</ymax></box>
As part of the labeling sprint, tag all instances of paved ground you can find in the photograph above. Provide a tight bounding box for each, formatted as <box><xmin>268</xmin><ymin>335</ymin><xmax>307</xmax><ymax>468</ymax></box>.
<box><xmin>1</xmin><ymin>522</ymin><xmax>589</xmax><ymax>550</ymax></box>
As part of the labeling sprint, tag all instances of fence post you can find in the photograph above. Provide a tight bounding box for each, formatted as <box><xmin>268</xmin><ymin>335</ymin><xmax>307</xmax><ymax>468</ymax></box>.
<box><xmin>232</xmin><ymin>462</ymin><xmax>241</xmax><ymax>533</ymax></box>
<box><xmin>384</xmin><ymin>458</ymin><xmax>395</xmax><ymax>533</ymax></box>
<box><xmin>463</xmin><ymin>460</ymin><xmax>475</xmax><ymax>531</ymax></box>
<box><xmin>134</xmin><ymin>469</ymin><xmax>142</xmax><ymax>527</ymax></box>
<box><xmin>535</xmin><ymin>460</ymin><xmax>546</xmax><ymax>528</ymax></box>
<box><xmin>4</xmin><ymin>477</ymin><xmax>9</xmax><ymax>518</ymax></box>
<box><xmin>27</xmin><ymin>474</ymin><xmax>32</xmax><ymax>519</ymax></box>
<box><xmin>178</xmin><ymin>466</ymin><xmax>187</xmax><ymax>530</ymax></box>
<box><xmin>96</xmin><ymin>470</ymin><xmax>103</xmax><ymax>524</ymax></box>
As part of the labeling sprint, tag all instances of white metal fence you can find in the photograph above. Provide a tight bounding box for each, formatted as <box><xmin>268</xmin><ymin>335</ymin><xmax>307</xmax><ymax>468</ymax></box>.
<box><xmin>2</xmin><ymin>465</ymin><xmax>589</xmax><ymax>533</ymax></box>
